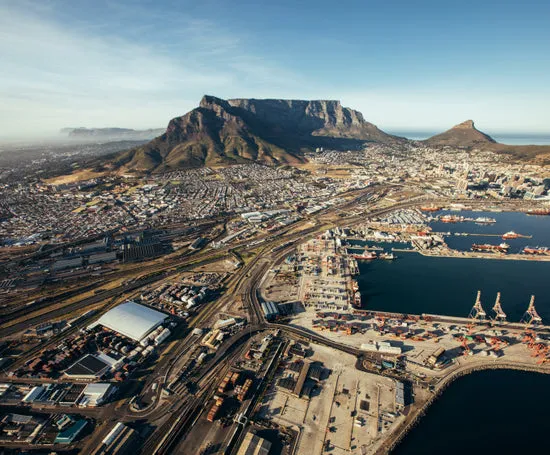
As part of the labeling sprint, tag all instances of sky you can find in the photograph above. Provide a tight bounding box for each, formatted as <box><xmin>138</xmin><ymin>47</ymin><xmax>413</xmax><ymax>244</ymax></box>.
<box><xmin>1</xmin><ymin>0</ymin><xmax>550</xmax><ymax>139</ymax></box>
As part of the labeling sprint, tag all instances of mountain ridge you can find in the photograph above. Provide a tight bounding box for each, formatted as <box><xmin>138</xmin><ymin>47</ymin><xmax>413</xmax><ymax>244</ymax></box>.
<box><xmin>111</xmin><ymin>95</ymin><xmax>404</xmax><ymax>172</ymax></box>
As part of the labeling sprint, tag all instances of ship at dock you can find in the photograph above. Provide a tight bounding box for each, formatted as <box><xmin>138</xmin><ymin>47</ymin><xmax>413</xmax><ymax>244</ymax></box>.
<box><xmin>420</xmin><ymin>206</ymin><xmax>442</xmax><ymax>212</ymax></box>
<box><xmin>471</xmin><ymin>243</ymin><xmax>510</xmax><ymax>253</ymax></box>
<box><xmin>379</xmin><ymin>252</ymin><xmax>396</xmax><ymax>260</ymax></box>
<box><xmin>352</xmin><ymin>250</ymin><xmax>377</xmax><ymax>260</ymax></box>
<box><xmin>474</xmin><ymin>216</ymin><xmax>496</xmax><ymax>224</ymax></box>
<box><xmin>351</xmin><ymin>279</ymin><xmax>362</xmax><ymax>308</ymax></box>
<box><xmin>525</xmin><ymin>208</ymin><xmax>550</xmax><ymax>216</ymax></box>
<box><xmin>522</xmin><ymin>246</ymin><xmax>550</xmax><ymax>255</ymax></box>
<box><xmin>501</xmin><ymin>231</ymin><xmax>530</xmax><ymax>240</ymax></box>
<box><xmin>439</xmin><ymin>214</ymin><xmax>464</xmax><ymax>223</ymax></box>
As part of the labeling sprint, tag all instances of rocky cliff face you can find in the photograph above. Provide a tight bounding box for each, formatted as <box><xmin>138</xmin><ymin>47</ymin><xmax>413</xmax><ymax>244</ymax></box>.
<box><xmin>111</xmin><ymin>95</ymin><xmax>402</xmax><ymax>172</ymax></box>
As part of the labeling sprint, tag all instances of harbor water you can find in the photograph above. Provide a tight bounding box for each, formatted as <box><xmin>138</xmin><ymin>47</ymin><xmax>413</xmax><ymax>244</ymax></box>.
<box><xmin>429</xmin><ymin>210</ymin><xmax>550</xmax><ymax>254</ymax></box>
<box><xmin>392</xmin><ymin>369</ymin><xmax>550</xmax><ymax>455</ymax></box>
<box><xmin>355</xmin><ymin>211</ymin><xmax>550</xmax><ymax>321</ymax></box>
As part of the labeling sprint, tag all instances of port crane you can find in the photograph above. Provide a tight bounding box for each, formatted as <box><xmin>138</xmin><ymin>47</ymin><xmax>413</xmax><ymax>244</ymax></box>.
<box><xmin>520</xmin><ymin>295</ymin><xmax>542</xmax><ymax>325</ymax></box>
<box><xmin>491</xmin><ymin>292</ymin><xmax>507</xmax><ymax>322</ymax></box>
<box><xmin>468</xmin><ymin>290</ymin><xmax>486</xmax><ymax>321</ymax></box>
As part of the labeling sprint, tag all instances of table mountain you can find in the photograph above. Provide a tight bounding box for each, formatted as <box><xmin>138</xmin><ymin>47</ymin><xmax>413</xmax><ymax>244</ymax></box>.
<box><xmin>111</xmin><ymin>95</ymin><xmax>403</xmax><ymax>172</ymax></box>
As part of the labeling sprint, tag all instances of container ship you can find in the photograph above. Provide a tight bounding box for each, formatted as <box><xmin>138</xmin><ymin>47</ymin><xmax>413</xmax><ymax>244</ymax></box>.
<box><xmin>472</xmin><ymin>243</ymin><xmax>510</xmax><ymax>253</ymax></box>
<box><xmin>525</xmin><ymin>208</ymin><xmax>550</xmax><ymax>216</ymax></box>
<box><xmin>522</xmin><ymin>246</ymin><xmax>550</xmax><ymax>255</ymax></box>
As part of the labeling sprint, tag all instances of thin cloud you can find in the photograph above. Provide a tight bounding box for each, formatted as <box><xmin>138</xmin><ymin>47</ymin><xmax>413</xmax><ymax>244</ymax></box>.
<box><xmin>0</xmin><ymin>2</ymin><xmax>303</xmax><ymax>137</ymax></box>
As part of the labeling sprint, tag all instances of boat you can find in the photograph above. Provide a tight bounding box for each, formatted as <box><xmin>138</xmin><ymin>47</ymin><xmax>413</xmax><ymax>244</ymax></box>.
<box><xmin>379</xmin><ymin>252</ymin><xmax>396</xmax><ymax>260</ymax></box>
<box><xmin>351</xmin><ymin>279</ymin><xmax>359</xmax><ymax>292</ymax></box>
<box><xmin>522</xmin><ymin>246</ymin><xmax>550</xmax><ymax>255</ymax></box>
<box><xmin>352</xmin><ymin>250</ymin><xmax>377</xmax><ymax>260</ymax></box>
<box><xmin>353</xmin><ymin>291</ymin><xmax>362</xmax><ymax>308</ymax></box>
<box><xmin>471</xmin><ymin>243</ymin><xmax>510</xmax><ymax>253</ymax></box>
<box><xmin>440</xmin><ymin>214</ymin><xmax>464</xmax><ymax>223</ymax></box>
<box><xmin>502</xmin><ymin>231</ymin><xmax>520</xmax><ymax>239</ymax></box>
<box><xmin>420</xmin><ymin>206</ymin><xmax>441</xmax><ymax>212</ymax></box>
<box><xmin>525</xmin><ymin>208</ymin><xmax>550</xmax><ymax>216</ymax></box>
<box><xmin>365</xmin><ymin>246</ymin><xmax>384</xmax><ymax>251</ymax></box>
<box><xmin>474</xmin><ymin>217</ymin><xmax>496</xmax><ymax>224</ymax></box>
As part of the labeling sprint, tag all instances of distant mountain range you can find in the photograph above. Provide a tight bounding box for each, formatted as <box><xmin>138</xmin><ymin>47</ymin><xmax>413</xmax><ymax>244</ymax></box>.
<box><xmin>100</xmin><ymin>96</ymin><xmax>550</xmax><ymax>172</ymax></box>
<box><xmin>61</xmin><ymin>127</ymin><xmax>165</xmax><ymax>141</ymax></box>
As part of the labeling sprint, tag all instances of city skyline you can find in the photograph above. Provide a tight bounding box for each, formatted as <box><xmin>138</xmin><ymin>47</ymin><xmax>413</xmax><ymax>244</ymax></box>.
<box><xmin>1</xmin><ymin>0</ymin><xmax>550</xmax><ymax>139</ymax></box>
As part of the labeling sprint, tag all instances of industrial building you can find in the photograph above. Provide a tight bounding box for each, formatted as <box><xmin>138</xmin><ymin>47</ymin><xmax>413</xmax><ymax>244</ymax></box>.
<box><xmin>54</xmin><ymin>419</ymin><xmax>88</xmax><ymax>444</ymax></box>
<box><xmin>236</xmin><ymin>432</ymin><xmax>272</xmax><ymax>455</ymax></box>
<box><xmin>92</xmin><ymin>301</ymin><xmax>168</xmax><ymax>342</ymax></box>
<box><xmin>260</xmin><ymin>301</ymin><xmax>279</xmax><ymax>320</ymax></box>
<box><xmin>78</xmin><ymin>383</ymin><xmax>114</xmax><ymax>407</ymax></box>
<box><xmin>64</xmin><ymin>354</ymin><xmax>111</xmax><ymax>380</ymax></box>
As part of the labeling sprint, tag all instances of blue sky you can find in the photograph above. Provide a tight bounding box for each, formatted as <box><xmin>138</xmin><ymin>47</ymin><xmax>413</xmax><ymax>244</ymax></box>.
<box><xmin>1</xmin><ymin>0</ymin><xmax>549</xmax><ymax>138</ymax></box>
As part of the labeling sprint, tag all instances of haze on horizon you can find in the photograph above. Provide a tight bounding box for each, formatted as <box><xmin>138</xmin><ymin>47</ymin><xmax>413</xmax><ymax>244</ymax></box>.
<box><xmin>1</xmin><ymin>0</ymin><xmax>549</xmax><ymax>141</ymax></box>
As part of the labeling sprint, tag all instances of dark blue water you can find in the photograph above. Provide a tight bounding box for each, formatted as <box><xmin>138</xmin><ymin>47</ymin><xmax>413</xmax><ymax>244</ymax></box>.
<box><xmin>356</xmin><ymin>212</ymin><xmax>550</xmax><ymax>321</ymax></box>
<box><xmin>392</xmin><ymin>369</ymin><xmax>550</xmax><ymax>455</ymax></box>
<box><xmin>430</xmin><ymin>210</ymin><xmax>550</xmax><ymax>254</ymax></box>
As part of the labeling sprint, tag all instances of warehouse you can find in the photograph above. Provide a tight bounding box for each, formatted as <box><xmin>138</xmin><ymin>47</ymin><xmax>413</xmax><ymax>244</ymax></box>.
<box><xmin>260</xmin><ymin>301</ymin><xmax>279</xmax><ymax>320</ymax></box>
<box><xmin>78</xmin><ymin>383</ymin><xmax>114</xmax><ymax>407</ymax></box>
<box><xmin>93</xmin><ymin>301</ymin><xmax>168</xmax><ymax>342</ymax></box>
<box><xmin>236</xmin><ymin>432</ymin><xmax>272</xmax><ymax>455</ymax></box>
<box><xmin>64</xmin><ymin>354</ymin><xmax>111</xmax><ymax>380</ymax></box>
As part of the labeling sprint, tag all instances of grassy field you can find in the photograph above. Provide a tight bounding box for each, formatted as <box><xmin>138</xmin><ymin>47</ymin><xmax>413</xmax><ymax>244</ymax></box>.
<box><xmin>45</xmin><ymin>168</ymin><xmax>107</xmax><ymax>185</ymax></box>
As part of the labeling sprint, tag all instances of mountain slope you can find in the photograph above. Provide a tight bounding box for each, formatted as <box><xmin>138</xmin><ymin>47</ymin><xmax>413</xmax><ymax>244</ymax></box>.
<box><xmin>424</xmin><ymin>120</ymin><xmax>496</xmax><ymax>147</ymax></box>
<box><xmin>424</xmin><ymin>120</ymin><xmax>550</xmax><ymax>164</ymax></box>
<box><xmin>112</xmin><ymin>95</ymin><xmax>402</xmax><ymax>172</ymax></box>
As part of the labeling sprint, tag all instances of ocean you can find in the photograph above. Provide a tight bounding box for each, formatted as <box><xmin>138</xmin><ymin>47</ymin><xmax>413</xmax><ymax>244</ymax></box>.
<box><xmin>389</xmin><ymin>132</ymin><xmax>550</xmax><ymax>145</ymax></box>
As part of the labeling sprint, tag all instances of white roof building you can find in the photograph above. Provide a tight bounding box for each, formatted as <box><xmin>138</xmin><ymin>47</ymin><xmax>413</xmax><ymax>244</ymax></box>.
<box><xmin>95</xmin><ymin>301</ymin><xmax>167</xmax><ymax>342</ymax></box>
<box><xmin>78</xmin><ymin>383</ymin><xmax>113</xmax><ymax>407</ymax></box>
